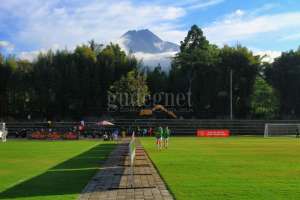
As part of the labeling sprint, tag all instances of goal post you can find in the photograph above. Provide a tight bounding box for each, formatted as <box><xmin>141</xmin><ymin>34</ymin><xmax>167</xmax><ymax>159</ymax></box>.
<box><xmin>264</xmin><ymin>123</ymin><xmax>300</xmax><ymax>137</ymax></box>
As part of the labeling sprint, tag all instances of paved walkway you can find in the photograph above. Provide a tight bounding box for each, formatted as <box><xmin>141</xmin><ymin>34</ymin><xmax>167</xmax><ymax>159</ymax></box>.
<box><xmin>78</xmin><ymin>139</ymin><xmax>174</xmax><ymax>200</ymax></box>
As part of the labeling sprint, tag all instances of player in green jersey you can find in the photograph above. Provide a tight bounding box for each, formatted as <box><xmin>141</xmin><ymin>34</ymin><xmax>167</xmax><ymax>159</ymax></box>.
<box><xmin>163</xmin><ymin>126</ymin><xmax>170</xmax><ymax>149</ymax></box>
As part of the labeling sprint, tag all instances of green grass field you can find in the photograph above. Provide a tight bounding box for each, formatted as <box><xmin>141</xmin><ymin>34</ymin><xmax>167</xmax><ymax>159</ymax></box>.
<box><xmin>141</xmin><ymin>137</ymin><xmax>300</xmax><ymax>200</ymax></box>
<box><xmin>0</xmin><ymin>140</ymin><xmax>116</xmax><ymax>200</ymax></box>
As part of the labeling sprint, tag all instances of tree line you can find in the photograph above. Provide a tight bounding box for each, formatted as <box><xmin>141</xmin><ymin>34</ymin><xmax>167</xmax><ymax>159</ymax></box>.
<box><xmin>1</xmin><ymin>25</ymin><xmax>300</xmax><ymax>120</ymax></box>
<box><xmin>0</xmin><ymin>42</ymin><xmax>138</xmax><ymax>120</ymax></box>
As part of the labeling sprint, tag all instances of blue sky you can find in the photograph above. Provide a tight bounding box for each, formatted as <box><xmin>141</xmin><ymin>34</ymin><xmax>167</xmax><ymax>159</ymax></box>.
<box><xmin>1</xmin><ymin>0</ymin><xmax>300</xmax><ymax>61</ymax></box>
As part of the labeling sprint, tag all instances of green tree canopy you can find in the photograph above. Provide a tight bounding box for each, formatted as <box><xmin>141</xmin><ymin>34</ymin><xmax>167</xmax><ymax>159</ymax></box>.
<box><xmin>265</xmin><ymin>48</ymin><xmax>300</xmax><ymax>118</ymax></box>
<box><xmin>169</xmin><ymin>25</ymin><xmax>260</xmax><ymax>118</ymax></box>
<box><xmin>219</xmin><ymin>45</ymin><xmax>260</xmax><ymax>118</ymax></box>
<box><xmin>109</xmin><ymin>69</ymin><xmax>149</xmax><ymax>108</ymax></box>
<box><xmin>147</xmin><ymin>64</ymin><xmax>168</xmax><ymax>94</ymax></box>
<box><xmin>250</xmin><ymin>76</ymin><xmax>279</xmax><ymax>119</ymax></box>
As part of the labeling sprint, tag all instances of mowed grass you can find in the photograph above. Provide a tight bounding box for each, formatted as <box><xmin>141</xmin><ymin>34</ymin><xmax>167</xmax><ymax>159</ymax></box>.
<box><xmin>0</xmin><ymin>140</ymin><xmax>116</xmax><ymax>200</ymax></box>
<box><xmin>141</xmin><ymin>137</ymin><xmax>300</xmax><ymax>200</ymax></box>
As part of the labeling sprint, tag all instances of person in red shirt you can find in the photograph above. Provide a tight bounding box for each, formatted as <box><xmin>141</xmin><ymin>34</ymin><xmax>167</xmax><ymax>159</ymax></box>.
<box><xmin>78</xmin><ymin>120</ymin><xmax>85</xmax><ymax>136</ymax></box>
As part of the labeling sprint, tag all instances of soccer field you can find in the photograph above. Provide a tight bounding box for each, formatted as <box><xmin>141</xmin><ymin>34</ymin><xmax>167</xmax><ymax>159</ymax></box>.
<box><xmin>141</xmin><ymin>137</ymin><xmax>300</xmax><ymax>200</ymax></box>
<box><xmin>0</xmin><ymin>140</ymin><xmax>116</xmax><ymax>200</ymax></box>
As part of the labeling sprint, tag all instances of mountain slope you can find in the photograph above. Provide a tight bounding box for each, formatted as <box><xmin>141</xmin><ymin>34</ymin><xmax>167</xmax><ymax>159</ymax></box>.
<box><xmin>118</xmin><ymin>29</ymin><xmax>179</xmax><ymax>68</ymax></box>
<box><xmin>120</xmin><ymin>29</ymin><xmax>179</xmax><ymax>53</ymax></box>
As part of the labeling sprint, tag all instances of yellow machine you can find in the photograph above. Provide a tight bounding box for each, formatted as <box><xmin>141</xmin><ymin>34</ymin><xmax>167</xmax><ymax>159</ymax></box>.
<box><xmin>139</xmin><ymin>105</ymin><xmax>177</xmax><ymax>119</ymax></box>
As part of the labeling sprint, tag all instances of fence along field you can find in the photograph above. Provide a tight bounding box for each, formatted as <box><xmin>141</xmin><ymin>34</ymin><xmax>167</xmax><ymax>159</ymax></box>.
<box><xmin>4</xmin><ymin>119</ymin><xmax>300</xmax><ymax>137</ymax></box>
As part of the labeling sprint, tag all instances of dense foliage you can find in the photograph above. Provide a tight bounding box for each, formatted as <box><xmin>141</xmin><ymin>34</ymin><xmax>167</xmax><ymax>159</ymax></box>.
<box><xmin>0</xmin><ymin>42</ymin><xmax>138</xmax><ymax>120</ymax></box>
<box><xmin>265</xmin><ymin>48</ymin><xmax>300</xmax><ymax>118</ymax></box>
<box><xmin>1</xmin><ymin>25</ymin><xmax>300</xmax><ymax>119</ymax></box>
<box><xmin>108</xmin><ymin>69</ymin><xmax>149</xmax><ymax>110</ymax></box>
<box><xmin>166</xmin><ymin>25</ymin><xmax>260</xmax><ymax>118</ymax></box>
<box><xmin>250</xmin><ymin>76</ymin><xmax>279</xmax><ymax>119</ymax></box>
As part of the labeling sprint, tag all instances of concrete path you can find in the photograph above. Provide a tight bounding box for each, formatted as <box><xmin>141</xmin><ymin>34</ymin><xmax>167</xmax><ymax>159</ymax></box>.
<box><xmin>78</xmin><ymin>139</ymin><xmax>174</xmax><ymax>200</ymax></box>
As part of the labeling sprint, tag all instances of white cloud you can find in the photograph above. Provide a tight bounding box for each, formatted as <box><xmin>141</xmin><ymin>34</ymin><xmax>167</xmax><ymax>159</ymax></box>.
<box><xmin>17</xmin><ymin>44</ymin><xmax>61</xmax><ymax>61</ymax></box>
<box><xmin>232</xmin><ymin>9</ymin><xmax>245</xmax><ymax>17</ymax></box>
<box><xmin>134</xmin><ymin>51</ymin><xmax>177</xmax><ymax>68</ymax></box>
<box><xmin>161</xmin><ymin>7</ymin><xmax>186</xmax><ymax>20</ymax></box>
<box><xmin>253</xmin><ymin>50</ymin><xmax>282</xmax><ymax>63</ymax></box>
<box><xmin>151</xmin><ymin>24</ymin><xmax>187</xmax><ymax>44</ymax></box>
<box><xmin>280</xmin><ymin>32</ymin><xmax>300</xmax><ymax>41</ymax></box>
<box><xmin>0</xmin><ymin>0</ymin><xmax>226</xmax><ymax>66</ymax></box>
<box><xmin>250</xmin><ymin>3</ymin><xmax>281</xmax><ymax>16</ymax></box>
<box><xmin>0</xmin><ymin>0</ymin><xmax>186</xmax><ymax>52</ymax></box>
<box><xmin>0</xmin><ymin>0</ymin><xmax>189</xmax><ymax>65</ymax></box>
<box><xmin>178</xmin><ymin>0</ymin><xmax>225</xmax><ymax>10</ymax></box>
<box><xmin>1</xmin><ymin>1</ymin><xmax>294</xmax><ymax>66</ymax></box>
<box><xmin>0</xmin><ymin>40</ymin><xmax>14</xmax><ymax>52</ymax></box>
<box><xmin>204</xmin><ymin>12</ymin><xmax>300</xmax><ymax>45</ymax></box>
<box><xmin>18</xmin><ymin>50</ymin><xmax>41</xmax><ymax>61</ymax></box>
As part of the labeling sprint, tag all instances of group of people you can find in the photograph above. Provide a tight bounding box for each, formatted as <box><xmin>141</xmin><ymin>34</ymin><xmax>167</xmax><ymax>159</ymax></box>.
<box><xmin>127</xmin><ymin>125</ymin><xmax>171</xmax><ymax>150</ymax></box>
<box><xmin>154</xmin><ymin>126</ymin><xmax>171</xmax><ymax>150</ymax></box>
<box><xmin>128</xmin><ymin>126</ymin><xmax>153</xmax><ymax>137</ymax></box>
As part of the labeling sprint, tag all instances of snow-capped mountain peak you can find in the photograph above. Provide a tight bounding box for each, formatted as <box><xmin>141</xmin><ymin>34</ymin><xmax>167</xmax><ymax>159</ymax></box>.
<box><xmin>118</xmin><ymin>29</ymin><xmax>179</xmax><ymax>68</ymax></box>
<box><xmin>120</xmin><ymin>29</ymin><xmax>179</xmax><ymax>53</ymax></box>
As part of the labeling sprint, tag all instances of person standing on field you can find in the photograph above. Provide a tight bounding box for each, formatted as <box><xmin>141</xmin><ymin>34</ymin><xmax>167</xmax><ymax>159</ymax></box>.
<box><xmin>148</xmin><ymin>127</ymin><xmax>153</xmax><ymax>136</ymax></box>
<box><xmin>155</xmin><ymin>126</ymin><xmax>163</xmax><ymax>150</ymax></box>
<box><xmin>1</xmin><ymin>123</ymin><xmax>7</xmax><ymax>142</ymax></box>
<box><xmin>163</xmin><ymin>126</ymin><xmax>170</xmax><ymax>149</ymax></box>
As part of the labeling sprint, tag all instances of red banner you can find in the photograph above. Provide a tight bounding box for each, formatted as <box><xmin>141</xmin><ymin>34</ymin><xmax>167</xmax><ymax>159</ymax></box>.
<box><xmin>196</xmin><ymin>129</ymin><xmax>230</xmax><ymax>137</ymax></box>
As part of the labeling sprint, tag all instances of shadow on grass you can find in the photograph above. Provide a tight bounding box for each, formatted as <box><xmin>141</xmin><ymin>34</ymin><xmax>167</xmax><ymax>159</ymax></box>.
<box><xmin>0</xmin><ymin>143</ymin><xmax>116</xmax><ymax>199</ymax></box>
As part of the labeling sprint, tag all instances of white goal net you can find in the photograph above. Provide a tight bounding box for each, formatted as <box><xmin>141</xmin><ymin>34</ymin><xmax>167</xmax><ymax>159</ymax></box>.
<box><xmin>264</xmin><ymin>123</ymin><xmax>300</xmax><ymax>137</ymax></box>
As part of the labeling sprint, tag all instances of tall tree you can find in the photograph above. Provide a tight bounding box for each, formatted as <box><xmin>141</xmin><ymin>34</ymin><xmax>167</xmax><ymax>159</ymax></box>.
<box><xmin>170</xmin><ymin>25</ymin><xmax>220</xmax><ymax>117</ymax></box>
<box><xmin>97</xmin><ymin>43</ymin><xmax>137</xmax><ymax>109</ymax></box>
<box><xmin>172</xmin><ymin>25</ymin><xmax>216</xmax><ymax>93</ymax></box>
<box><xmin>0</xmin><ymin>54</ymin><xmax>12</xmax><ymax>118</ymax></box>
<box><xmin>250</xmin><ymin>76</ymin><xmax>279</xmax><ymax>119</ymax></box>
<box><xmin>219</xmin><ymin>45</ymin><xmax>260</xmax><ymax>118</ymax></box>
<box><xmin>147</xmin><ymin>64</ymin><xmax>168</xmax><ymax>94</ymax></box>
<box><xmin>265</xmin><ymin>49</ymin><xmax>300</xmax><ymax>118</ymax></box>
<box><xmin>108</xmin><ymin>69</ymin><xmax>149</xmax><ymax>111</ymax></box>
<box><xmin>26</xmin><ymin>42</ymin><xmax>138</xmax><ymax>119</ymax></box>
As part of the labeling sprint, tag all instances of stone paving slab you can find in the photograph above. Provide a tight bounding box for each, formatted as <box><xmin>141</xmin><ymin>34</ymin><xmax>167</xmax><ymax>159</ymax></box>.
<box><xmin>78</xmin><ymin>139</ymin><xmax>174</xmax><ymax>200</ymax></box>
